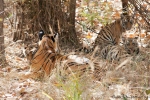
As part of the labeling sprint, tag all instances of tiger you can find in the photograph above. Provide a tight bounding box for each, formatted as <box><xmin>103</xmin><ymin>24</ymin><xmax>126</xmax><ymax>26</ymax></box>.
<box><xmin>25</xmin><ymin>30</ymin><xmax>93</xmax><ymax>79</ymax></box>
<box><xmin>24</xmin><ymin>30</ymin><xmax>45</xmax><ymax>64</ymax></box>
<box><xmin>80</xmin><ymin>14</ymin><xmax>134</xmax><ymax>54</ymax></box>
<box><xmin>101</xmin><ymin>45</ymin><xmax>130</xmax><ymax>62</ymax></box>
<box><xmin>94</xmin><ymin>14</ymin><xmax>134</xmax><ymax>50</ymax></box>
<box><xmin>100</xmin><ymin>36</ymin><xmax>139</xmax><ymax>62</ymax></box>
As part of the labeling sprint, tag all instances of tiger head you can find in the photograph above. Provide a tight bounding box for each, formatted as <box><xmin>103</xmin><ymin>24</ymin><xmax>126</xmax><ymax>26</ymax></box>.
<box><xmin>25</xmin><ymin>30</ymin><xmax>59</xmax><ymax>63</ymax></box>
<box><xmin>122</xmin><ymin>36</ymin><xmax>139</xmax><ymax>56</ymax></box>
<box><xmin>39</xmin><ymin>32</ymin><xmax>59</xmax><ymax>53</ymax></box>
<box><xmin>121</xmin><ymin>14</ymin><xmax>134</xmax><ymax>31</ymax></box>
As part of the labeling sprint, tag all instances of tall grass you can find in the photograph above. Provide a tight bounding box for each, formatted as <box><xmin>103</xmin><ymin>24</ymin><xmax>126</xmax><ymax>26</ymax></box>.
<box><xmin>56</xmin><ymin>73</ymin><xmax>83</xmax><ymax>100</ymax></box>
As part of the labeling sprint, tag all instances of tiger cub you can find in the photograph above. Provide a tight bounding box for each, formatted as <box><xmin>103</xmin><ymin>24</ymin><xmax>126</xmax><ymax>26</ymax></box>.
<box><xmin>100</xmin><ymin>36</ymin><xmax>139</xmax><ymax>61</ymax></box>
<box><xmin>94</xmin><ymin>14</ymin><xmax>134</xmax><ymax>50</ymax></box>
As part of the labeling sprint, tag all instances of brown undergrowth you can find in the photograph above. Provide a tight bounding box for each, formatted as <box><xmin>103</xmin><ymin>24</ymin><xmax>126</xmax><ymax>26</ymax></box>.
<box><xmin>2</xmin><ymin>0</ymin><xmax>150</xmax><ymax>99</ymax></box>
<box><xmin>2</xmin><ymin>26</ymin><xmax>150</xmax><ymax>99</ymax></box>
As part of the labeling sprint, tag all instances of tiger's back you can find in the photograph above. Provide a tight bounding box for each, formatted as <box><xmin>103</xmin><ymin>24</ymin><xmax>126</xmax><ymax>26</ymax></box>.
<box><xmin>95</xmin><ymin>19</ymin><xmax>122</xmax><ymax>48</ymax></box>
<box><xmin>30</xmin><ymin>34</ymin><xmax>60</xmax><ymax>75</ymax></box>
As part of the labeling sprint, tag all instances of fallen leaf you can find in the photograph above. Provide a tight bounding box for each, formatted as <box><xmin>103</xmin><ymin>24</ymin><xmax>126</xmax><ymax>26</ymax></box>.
<box><xmin>146</xmin><ymin>89</ymin><xmax>150</xmax><ymax>95</ymax></box>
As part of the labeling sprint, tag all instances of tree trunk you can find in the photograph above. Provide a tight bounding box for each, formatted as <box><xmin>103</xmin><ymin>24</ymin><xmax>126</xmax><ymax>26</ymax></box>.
<box><xmin>60</xmin><ymin>0</ymin><xmax>79</xmax><ymax>48</ymax></box>
<box><xmin>0</xmin><ymin>0</ymin><xmax>6</xmax><ymax>66</ymax></box>
<box><xmin>121</xmin><ymin>0</ymin><xmax>129</xmax><ymax>15</ymax></box>
<box><xmin>14</xmin><ymin>0</ymin><xmax>79</xmax><ymax>49</ymax></box>
<box><xmin>68</xmin><ymin>0</ymin><xmax>78</xmax><ymax>46</ymax></box>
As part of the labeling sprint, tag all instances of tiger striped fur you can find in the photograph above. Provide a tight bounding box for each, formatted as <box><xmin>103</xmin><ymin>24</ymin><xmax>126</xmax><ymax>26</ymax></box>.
<box><xmin>100</xmin><ymin>37</ymin><xmax>139</xmax><ymax>61</ymax></box>
<box><xmin>94</xmin><ymin>14</ymin><xmax>134</xmax><ymax>50</ymax></box>
<box><xmin>26</xmin><ymin>31</ymin><xmax>92</xmax><ymax>78</ymax></box>
<box><xmin>101</xmin><ymin>45</ymin><xmax>130</xmax><ymax>62</ymax></box>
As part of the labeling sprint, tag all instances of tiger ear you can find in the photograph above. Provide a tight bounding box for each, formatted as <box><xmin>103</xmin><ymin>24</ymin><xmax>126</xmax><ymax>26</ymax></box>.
<box><xmin>39</xmin><ymin>30</ymin><xmax>45</xmax><ymax>40</ymax></box>
<box><xmin>54</xmin><ymin>33</ymin><xmax>58</xmax><ymax>38</ymax></box>
<box><xmin>53</xmin><ymin>33</ymin><xmax>58</xmax><ymax>41</ymax></box>
<box><xmin>50</xmin><ymin>33</ymin><xmax>59</xmax><ymax>42</ymax></box>
<box><xmin>51</xmin><ymin>37</ymin><xmax>55</xmax><ymax>42</ymax></box>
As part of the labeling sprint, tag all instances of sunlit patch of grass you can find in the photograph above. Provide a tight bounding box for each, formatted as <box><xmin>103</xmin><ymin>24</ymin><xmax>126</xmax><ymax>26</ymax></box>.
<box><xmin>41</xmin><ymin>62</ymin><xmax>96</xmax><ymax>100</ymax></box>
<box><xmin>54</xmin><ymin>65</ymin><xmax>91</xmax><ymax>100</ymax></box>
<box><xmin>58</xmin><ymin>74</ymin><xmax>83</xmax><ymax>100</ymax></box>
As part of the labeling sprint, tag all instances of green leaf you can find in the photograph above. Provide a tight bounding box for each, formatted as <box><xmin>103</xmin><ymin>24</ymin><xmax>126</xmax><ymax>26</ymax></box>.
<box><xmin>146</xmin><ymin>89</ymin><xmax>150</xmax><ymax>95</ymax></box>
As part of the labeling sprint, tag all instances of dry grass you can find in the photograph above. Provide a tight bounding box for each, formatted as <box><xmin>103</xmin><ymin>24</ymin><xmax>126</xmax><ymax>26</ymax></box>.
<box><xmin>0</xmin><ymin>19</ymin><xmax>149</xmax><ymax>100</ymax></box>
<box><xmin>1</xmin><ymin>24</ymin><xmax>150</xmax><ymax>99</ymax></box>
<box><xmin>2</xmin><ymin>0</ymin><xmax>150</xmax><ymax>99</ymax></box>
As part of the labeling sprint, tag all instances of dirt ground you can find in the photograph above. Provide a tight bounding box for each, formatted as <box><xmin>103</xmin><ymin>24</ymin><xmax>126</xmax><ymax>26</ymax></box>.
<box><xmin>1</xmin><ymin>26</ymin><xmax>150</xmax><ymax>100</ymax></box>
<box><xmin>1</xmin><ymin>10</ymin><xmax>150</xmax><ymax>100</ymax></box>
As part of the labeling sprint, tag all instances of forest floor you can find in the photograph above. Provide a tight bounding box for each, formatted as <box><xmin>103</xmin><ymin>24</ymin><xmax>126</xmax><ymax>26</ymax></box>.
<box><xmin>1</xmin><ymin>21</ymin><xmax>150</xmax><ymax>100</ymax></box>
<box><xmin>0</xmin><ymin>23</ymin><xmax>50</xmax><ymax>100</ymax></box>
<box><xmin>1</xmin><ymin>0</ymin><xmax>150</xmax><ymax>99</ymax></box>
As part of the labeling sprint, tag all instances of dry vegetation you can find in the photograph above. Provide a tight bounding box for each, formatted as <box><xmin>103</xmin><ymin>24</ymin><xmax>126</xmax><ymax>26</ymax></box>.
<box><xmin>1</xmin><ymin>0</ymin><xmax>150</xmax><ymax>100</ymax></box>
